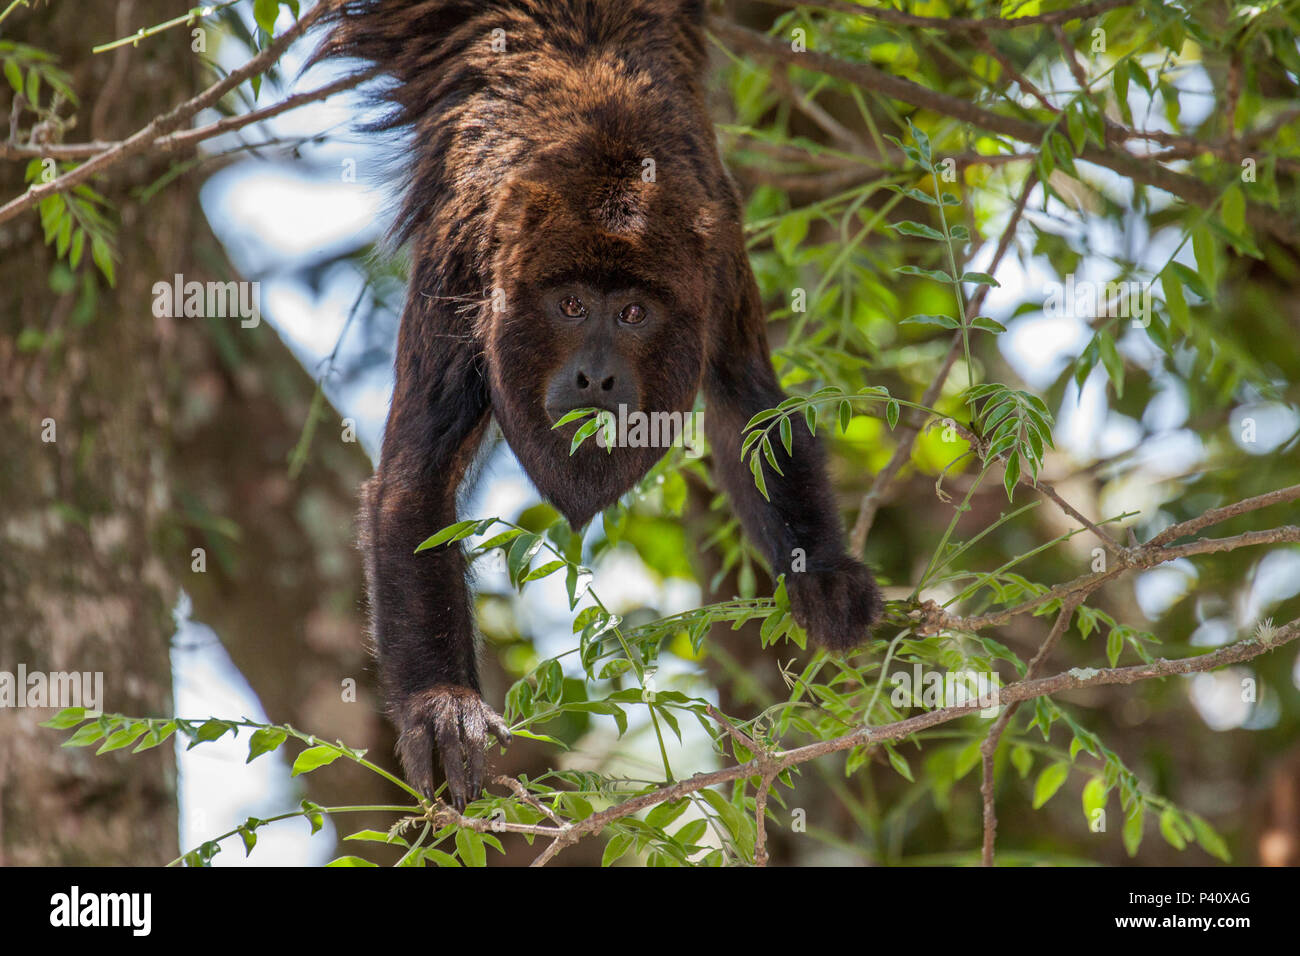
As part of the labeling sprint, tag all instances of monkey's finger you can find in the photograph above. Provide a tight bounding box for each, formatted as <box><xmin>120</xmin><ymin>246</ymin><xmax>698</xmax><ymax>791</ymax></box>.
<box><xmin>482</xmin><ymin>706</ymin><xmax>512</xmax><ymax>747</ymax></box>
<box><xmin>462</xmin><ymin>709</ymin><xmax>487</xmax><ymax>810</ymax></box>
<box><xmin>435</xmin><ymin>715</ymin><xmax>469</xmax><ymax>812</ymax></box>
<box><xmin>395</xmin><ymin>724</ymin><xmax>436</xmax><ymax>800</ymax></box>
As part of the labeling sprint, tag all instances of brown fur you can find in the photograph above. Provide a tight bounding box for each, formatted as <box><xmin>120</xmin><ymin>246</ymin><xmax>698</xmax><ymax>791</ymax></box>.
<box><xmin>318</xmin><ymin>0</ymin><xmax>883</xmax><ymax>810</ymax></box>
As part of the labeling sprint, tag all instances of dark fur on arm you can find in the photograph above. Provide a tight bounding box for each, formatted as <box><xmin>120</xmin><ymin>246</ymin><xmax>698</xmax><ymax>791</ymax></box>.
<box><xmin>360</xmin><ymin>295</ymin><xmax>509</xmax><ymax>809</ymax></box>
<box><xmin>703</xmin><ymin>258</ymin><xmax>884</xmax><ymax>651</ymax></box>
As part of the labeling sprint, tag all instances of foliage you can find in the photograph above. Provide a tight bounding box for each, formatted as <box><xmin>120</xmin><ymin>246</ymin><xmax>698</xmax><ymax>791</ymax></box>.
<box><xmin>15</xmin><ymin>0</ymin><xmax>1300</xmax><ymax>865</ymax></box>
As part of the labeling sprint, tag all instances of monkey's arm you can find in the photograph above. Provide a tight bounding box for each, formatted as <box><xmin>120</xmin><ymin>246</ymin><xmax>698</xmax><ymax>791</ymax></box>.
<box><xmin>361</xmin><ymin>301</ymin><xmax>509</xmax><ymax>810</ymax></box>
<box><xmin>702</xmin><ymin>269</ymin><xmax>883</xmax><ymax>651</ymax></box>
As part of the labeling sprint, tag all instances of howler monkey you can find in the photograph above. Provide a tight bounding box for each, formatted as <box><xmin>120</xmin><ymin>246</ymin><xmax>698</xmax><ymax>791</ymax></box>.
<box><xmin>319</xmin><ymin>0</ymin><xmax>883</xmax><ymax>810</ymax></box>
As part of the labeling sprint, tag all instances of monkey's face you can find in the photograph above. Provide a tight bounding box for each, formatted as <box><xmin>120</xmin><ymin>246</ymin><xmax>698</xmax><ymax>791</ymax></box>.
<box><xmin>536</xmin><ymin>283</ymin><xmax>660</xmax><ymax>424</ymax></box>
<box><xmin>484</xmin><ymin>151</ymin><xmax>722</xmax><ymax>526</ymax></box>
<box><xmin>487</xmin><ymin>272</ymin><xmax>705</xmax><ymax>528</ymax></box>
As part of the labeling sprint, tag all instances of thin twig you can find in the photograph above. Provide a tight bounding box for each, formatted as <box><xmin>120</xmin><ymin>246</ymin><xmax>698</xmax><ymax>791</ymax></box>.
<box><xmin>492</xmin><ymin>775</ymin><xmax>564</xmax><ymax>826</ymax></box>
<box><xmin>850</xmin><ymin>170</ymin><xmax>1037</xmax><ymax>553</ymax></box>
<box><xmin>755</xmin><ymin>0</ymin><xmax>1132</xmax><ymax>32</ymax></box>
<box><xmin>979</xmin><ymin>595</ymin><xmax>1082</xmax><ymax>866</ymax></box>
<box><xmin>708</xmin><ymin>20</ymin><xmax>1299</xmax><ymax>243</ymax></box>
<box><xmin>0</xmin><ymin>0</ymin><xmax>339</xmax><ymax>226</ymax></box>
<box><xmin>525</xmin><ymin>614</ymin><xmax>1299</xmax><ymax>865</ymax></box>
<box><xmin>1147</xmin><ymin>483</ymin><xmax>1300</xmax><ymax>547</ymax></box>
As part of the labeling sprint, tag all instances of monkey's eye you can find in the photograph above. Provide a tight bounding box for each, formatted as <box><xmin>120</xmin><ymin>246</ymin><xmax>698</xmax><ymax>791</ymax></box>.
<box><xmin>559</xmin><ymin>295</ymin><xmax>586</xmax><ymax>318</ymax></box>
<box><xmin>619</xmin><ymin>303</ymin><xmax>646</xmax><ymax>325</ymax></box>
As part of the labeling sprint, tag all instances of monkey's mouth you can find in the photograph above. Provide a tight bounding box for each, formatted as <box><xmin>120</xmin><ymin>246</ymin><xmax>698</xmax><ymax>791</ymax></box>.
<box><xmin>544</xmin><ymin>399</ymin><xmax>638</xmax><ymax>430</ymax></box>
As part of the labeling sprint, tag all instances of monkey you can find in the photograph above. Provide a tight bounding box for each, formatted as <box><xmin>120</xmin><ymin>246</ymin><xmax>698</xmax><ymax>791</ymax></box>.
<box><xmin>317</xmin><ymin>0</ymin><xmax>884</xmax><ymax>811</ymax></box>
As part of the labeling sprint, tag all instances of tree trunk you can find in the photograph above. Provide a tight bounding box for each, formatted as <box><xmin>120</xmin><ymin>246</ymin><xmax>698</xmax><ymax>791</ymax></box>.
<box><xmin>0</xmin><ymin>1</ymin><xmax>390</xmax><ymax>864</ymax></box>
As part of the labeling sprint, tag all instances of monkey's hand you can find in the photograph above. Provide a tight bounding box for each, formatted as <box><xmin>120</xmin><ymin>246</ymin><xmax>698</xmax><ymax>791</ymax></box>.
<box><xmin>785</xmin><ymin>556</ymin><xmax>883</xmax><ymax>653</ymax></box>
<box><xmin>394</xmin><ymin>685</ymin><xmax>512</xmax><ymax>812</ymax></box>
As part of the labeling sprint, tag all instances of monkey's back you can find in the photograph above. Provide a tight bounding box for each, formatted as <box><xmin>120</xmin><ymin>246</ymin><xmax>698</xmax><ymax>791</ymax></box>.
<box><xmin>319</xmin><ymin>0</ymin><xmax>725</xmax><ymax>289</ymax></box>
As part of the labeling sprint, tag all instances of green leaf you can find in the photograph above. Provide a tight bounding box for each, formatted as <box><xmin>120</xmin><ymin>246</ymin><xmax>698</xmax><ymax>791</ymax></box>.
<box><xmin>909</xmin><ymin>121</ymin><xmax>932</xmax><ymax>163</ymax></box>
<box><xmin>291</xmin><ymin>745</ymin><xmax>341</xmax><ymax>776</ymax></box>
<box><xmin>1097</xmin><ymin>332</ymin><xmax>1125</xmax><ymax>398</ymax></box>
<box><xmin>969</xmin><ymin>316</ymin><xmax>1006</xmax><ymax>333</ymax></box>
<box><xmin>894</xmin><ymin>264</ymin><xmax>954</xmax><ymax>283</ymax></box>
<box><xmin>40</xmin><ymin>706</ymin><xmax>88</xmax><ymax>729</ymax></box>
<box><xmin>1162</xmin><ymin>268</ymin><xmax>1189</xmax><ymax>331</ymax></box>
<box><xmin>886</xmin><ymin>745</ymin><xmax>914</xmax><ymax>782</ymax></box>
<box><xmin>1220</xmin><ymin>183</ymin><xmax>1245</xmax><ymax>235</ymax></box>
<box><xmin>550</xmin><ymin>407</ymin><xmax>598</xmax><ymax>429</ymax></box>
<box><xmin>901</xmin><ymin>313</ymin><xmax>960</xmax><ymax>329</ymax></box>
<box><xmin>90</xmin><ymin>236</ymin><xmax>115</xmax><ymax>287</ymax></box>
<box><xmin>1032</xmin><ymin>761</ymin><xmax>1070</xmax><ymax>809</ymax></box>
<box><xmin>891</xmin><ymin>219</ymin><xmax>945</xmax><ymax>241</ymax></box>
<box><xmin>521</xmin><ymin>558</ymin><xmax>566</xmax><ymax>583</ymax></box>
<box><xmin>247</xmin><ymin>727</ymin><xmax>288</xmax><ymax>763</ymax></box>
<box><xmin>187</xmin><ymin>719</ymin><xmax>233</xmax><ymax>749</ymax></box>
<box><xmin>646</xmin><ymin>799</ymin><xmax>689</xmax><ymax>830</ymax></box>
<box><xmin>414</xmin><ymin>519</ymin><xmax>479</xmax><ymax>552</ymax></box>
<box><xmin>96</xmin><ymin>723</ymin><xmax>149</xmax><ymax>754</ymax></box>
<box><xmin>507</xmin><ymin>532</ymin><xmax>545</xmax><ymax>583</ymax></box>
<box><xmin>326</xmin><ymin>855</ymin><xmax>378</xmax><ymax>867</ymax></box>
<box><xmin>602</xmin><ymin>833</ymin><xmax>633</xmax><ymax>867</ymax></box>
<box><xmin>749</xmin><ymin>451</ymin><xmax>769</xmax><ymax>501</ymax></box>
<box><xmin>477</xmin><ymin>529</ymin><xmax>523</xmax><ymax>551</ymax></box>
<box><xmin>886</xmin><ymin>185</ymin><xmax>938</xmax><ymax>205</ymax></box>
<box><xmin>569</xmin><ymin>415</ymin><xmax>605</xmax><ymax>455</ymax></box>
<box><xmin>1189</xmin><ymin>814</ymin><xmax>1231</xmax><ymax>862</ymax></box>
<box><xmin>1011</xmin><ymin>744</ymin><xmax>1033</xmax><ymax>779</ymax></box>
<box><xmin>1082</xmin><ymin>776</ymin><xmax>1108</xmax><ymax>821</ymax></box>
<box><xmin>1106</xmin><ymin>627</ymin><xmax>1124</xmax><ymax>667</ymax></box>
<box><xmin>69</xmin><ymin>229</ymin><xmax>85</xmax><ymax>269</ymax></box>
<box><xmin>1192</xmin><ymin>225</ymin><xmax>1217</xmax><ymax>291</ymax></box>
<box><xmin>779</xmin><ymin>415</ymin><xmax>792</xmax><ymax>455</ymax></box>
<box><xmin>4</xmin><ymin>58</ymin><xmax>21</xmax><ymax>94</ymax></box>
<box><xmin>674</xmin><ymin>818</ymin><xmax>708</xmax><ymax>847</ymax></box>
<box><xmin>302</xmin><ymin>800</ymin><xmax>325</xmax><ymax>834</ymax></box>
<box><xmin>1123</xmin><ymin>804</ymin><xmax>1145</xmax><ymax>857</ymax></box>
<box><xmin>1002</xmin><ymin>450</ymin><xmax>1021</xmax><ymax>501</ymax></box>
<box><xmin>1113</xmin><ymin>63</ymin><xmax>1132</xmax><ymax>124</ymax></box>
<box><xmin>1159</xmin><ymin>808</ymin><xmax>1187</xmax><ymax>850</ymax></box>
<box><xmin>1170</xmin><ymin>261</ymin><xmax>1210</xmax><ymax>300</ymax></box>
<box><xmin>886</xmin><ymin>399</ymin><xmax>900</xmax><ymax>429</ymax></box>
<box><xmin>253</xmin><ymin>0</ymin><xmax>280</xmax><ymax>34</ymax></box>
<box><xmin>773</xmin><ymin>210</ymin><xmax>810</xmax><ymax>262</ymax></box>
<box><xmin>761</xmin><ymin>436</ymin><xmax>784</xmax><ymax>477</ymax></box>
<box><xmin>62</xmin><ymin>723</ymin><xmax>106</xmax><ymax>748</ymax></box>
<box><xmin>960</xmin><ymin>272</ymin><xmax>1000</xmax><ymax>287</ymax></box>
<box><xmin>455</xmin><ymin>829</ymin><xmax>487</xmax><ymax>867</ymax></box>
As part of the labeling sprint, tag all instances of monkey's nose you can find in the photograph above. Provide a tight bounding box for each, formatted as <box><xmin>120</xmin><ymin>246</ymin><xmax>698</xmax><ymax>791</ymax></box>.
<box><xmin>574</xmin><ymin>370</ymin><xmax>617</xmax><ymax>393</ymax></box>
<box><xmin>545</xmin><ymin>360</ymin><xmax>638</xmax><ymax>423</ymax></box>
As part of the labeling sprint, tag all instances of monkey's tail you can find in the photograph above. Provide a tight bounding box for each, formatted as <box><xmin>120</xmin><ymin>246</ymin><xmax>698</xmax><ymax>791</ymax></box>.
<box><xmin>308</xmin><ymin>0</ymin><xmax>507</xmax><ymax>131</ymax></box>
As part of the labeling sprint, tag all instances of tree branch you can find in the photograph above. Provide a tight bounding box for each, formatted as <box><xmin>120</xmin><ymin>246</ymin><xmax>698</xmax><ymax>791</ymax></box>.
<box><xmin>523</xmin><ymin>615</ymin><xmax>1298</xmax><ymax>865</ymax></box>
<box><xmin>754</xmin><ymin>0</ymin><xmax>1133</xmax><ymax>32</ymax></box>
<box><xmin>850</xmin><ymin>169</ymin><xmax>1037</xmax><ymax>553</ymax></box>
<box><xmin>0</xmin><ymin>0</ymin><xmax>339</xmax><ymax>226</ymax></box>
<box><xmin>980</xmin><ymin>595</ymin><xmax>1082</xmax><ymax>866</ymax></box>
<box><xmin>707</xmin><ymin>19</ymin><xmax>1299</xmax><ymax>244</ymax></box>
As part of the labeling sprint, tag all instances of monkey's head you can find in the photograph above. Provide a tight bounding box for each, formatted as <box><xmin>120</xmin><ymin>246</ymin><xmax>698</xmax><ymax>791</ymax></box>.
<box><xmin>485</xmin><ymin>146</ymin><xmax>723</xmax><ymax>527</ymax></box>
